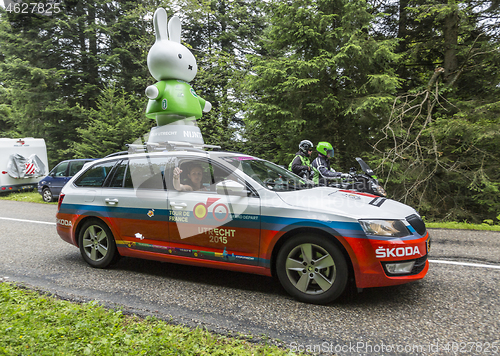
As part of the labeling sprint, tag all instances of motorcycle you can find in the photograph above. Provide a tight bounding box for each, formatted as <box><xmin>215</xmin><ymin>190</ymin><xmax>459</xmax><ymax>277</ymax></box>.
<box><xmin>327</xmin><ymin>157</ymin><xmax>387</xmax><ymax>197</ymax></box>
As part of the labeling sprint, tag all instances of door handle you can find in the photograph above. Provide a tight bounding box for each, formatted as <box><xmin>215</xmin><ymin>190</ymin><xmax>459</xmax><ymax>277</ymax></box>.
<box><xmin>170</xmin><ymin>202</ymin><xmax>187</xmax><ymax>208</ymax></box>
<box><xmin>105</xmin><ymin>198</ymin><xmax>119</xmax><ymax>205</ymax></box>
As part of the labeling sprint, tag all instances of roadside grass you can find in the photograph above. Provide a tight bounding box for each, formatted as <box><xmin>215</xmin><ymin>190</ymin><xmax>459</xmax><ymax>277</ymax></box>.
<box><xmin>426</xmin><ymin>221</ymin><xmax>500</xmax><ymax>231</ymax></box>
<box><xmin>0</xmin><ymin>189</ymin><xmax>56</xmax><ymax>204</ymax></box>
<box><xmin>0</xmin><ymin>282</ymin><xmax>293</xmax><ymax>355</ymax></box>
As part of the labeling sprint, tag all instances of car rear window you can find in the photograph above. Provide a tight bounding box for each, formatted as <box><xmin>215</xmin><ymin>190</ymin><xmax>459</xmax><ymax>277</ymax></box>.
<box><xmin>73</xmin><ymin>161</ymin><xmax>117</xmax><ymax>187</ymax></box>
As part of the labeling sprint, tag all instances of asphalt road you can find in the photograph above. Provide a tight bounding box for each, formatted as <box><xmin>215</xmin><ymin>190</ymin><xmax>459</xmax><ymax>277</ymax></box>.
<box><xmin>1</xmin><ymin>200</ymin><xmax>499</xmax><ymax>355</ymax></box>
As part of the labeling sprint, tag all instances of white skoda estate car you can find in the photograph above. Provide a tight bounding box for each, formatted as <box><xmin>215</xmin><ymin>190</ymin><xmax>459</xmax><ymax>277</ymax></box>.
<box><xmin>56</xmin><ymin>145</ymin><xmax>430</xmax><ymax>304</ymax></box>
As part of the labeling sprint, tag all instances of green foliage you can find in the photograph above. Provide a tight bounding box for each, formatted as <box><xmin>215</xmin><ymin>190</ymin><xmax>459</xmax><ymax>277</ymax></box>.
<box><xmin>72</xmin><ymin>85</ymin><xmax>152</xmax><ymax>159</ymax></box>
<box><xmin>0</xmin><ymin>1</ymin><xmax>160</xmax><ymax>166</ymax></box>
<box><xmin>179</xmin><ymin>0</ymin><xmax>268</xmax><ymax>152</ymax></box>
<box><xmin>0</xmin><ymin>282</ymin><xmax>293</xmax><ymax>355</ymax></box>
<box><xmin>241</xmin><ymin>0</ymin><xmax>401</xmax><ymax>167</ymax></box>
<box><xmin>370</xmin><ymin>0</ymin><xmax>500</xmax><ymax>223</ymax></box>
<box><xmin>373</xmin><ymin>89</ymin><xmax>500</xmax><ymax>223</ymax></box>
<box><xmin>1</xmin><ymin>0</ymin><xmax>500</xmax><ymax>222</ymax></box>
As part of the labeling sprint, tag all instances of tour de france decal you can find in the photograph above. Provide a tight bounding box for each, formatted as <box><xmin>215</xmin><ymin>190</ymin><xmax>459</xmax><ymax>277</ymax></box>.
<box><xmin>193</xmin><ymin>198</ymin><xmax>229</xmax><ymax>222</ymax></box>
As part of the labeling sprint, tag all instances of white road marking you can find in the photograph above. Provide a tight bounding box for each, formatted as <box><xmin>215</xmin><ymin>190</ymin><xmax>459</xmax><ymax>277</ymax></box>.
<box><xmin>0</xmin><ymin>217</ymin><xmax>56</xmax><ymax>226</ymax></box>
<box><xmin>429</xmin><ymin>259</ymin><xmax>500</xmax><ymax>270</ymax></box>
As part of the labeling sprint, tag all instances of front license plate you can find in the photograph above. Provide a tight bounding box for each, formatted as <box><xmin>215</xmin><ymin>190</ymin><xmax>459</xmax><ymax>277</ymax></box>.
<box><xmin>426</xmin><ymin>238</ymin><xmax>431</xmax><ymax>253</ymax></box>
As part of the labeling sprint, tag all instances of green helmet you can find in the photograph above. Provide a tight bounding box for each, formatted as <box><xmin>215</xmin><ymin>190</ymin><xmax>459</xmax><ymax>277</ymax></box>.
<box><xmin>317</xmin><ymin>142</ymin><xmax>334</xmax><ymax>157</ymax></box>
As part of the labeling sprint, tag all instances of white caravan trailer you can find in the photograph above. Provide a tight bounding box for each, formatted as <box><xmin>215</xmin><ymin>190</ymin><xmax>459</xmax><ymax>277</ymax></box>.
<box><xmin>0</xmin><ymin>138</ymin><xmax>49</xmax><ymax>193</ymax></box>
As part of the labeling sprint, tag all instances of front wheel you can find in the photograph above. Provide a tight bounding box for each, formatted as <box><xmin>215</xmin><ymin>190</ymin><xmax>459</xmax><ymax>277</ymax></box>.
<box><xmin>78</xmin><ymin>219</ymin><xmax>119</xmax><ymax>268</ymax></box>
<box><xmin>276</xmin><ymin>233</ymin><xmax>348</xmax><ymax>304</ymax></box>
<box><xmin>42</xmin><ymin>188</ymin><xmax>54</xmax><ymax>202</ymax></box>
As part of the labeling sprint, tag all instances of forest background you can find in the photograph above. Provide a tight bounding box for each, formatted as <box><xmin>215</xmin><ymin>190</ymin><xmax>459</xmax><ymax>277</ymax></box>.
<box><xmin>0</xmin><ymin>0</ymin><xmax>499</xmax><ymax>223</ymax></box>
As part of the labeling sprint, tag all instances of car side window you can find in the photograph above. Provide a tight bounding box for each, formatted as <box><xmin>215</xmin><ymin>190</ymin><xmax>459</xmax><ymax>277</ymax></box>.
<box><xmin>68</xmin><ymin>161</ymin><xmax>87</xmax><ymax>176</ymax></box>
<box><xmin>168</xmin><ymin>157</ymin><xmax>213</xmax><ymax>192</ymax></box>
<box><xmin>212</xmin><ymin>163</ymin><xmax>246</xmax><ymax>186</ymax></box>
<box><xmin>211</xmin><ymin>161</ymin><xmax>257</xmax><ymax>197</ymax></box>
<box><xmin>128</xmin><ymin>156</ymin><xmax>166</xmax><ymax>190</ymax></box>
<box><xmin>74</xmin><ymin>161</ymin><xmax>117</xmax><ymax>187</ymax></box>
<box><xmin>167</xmin><ymin>157</ymin><xmax>249</xmax><ymax>194</ymax></box>
<box><xmin>123</xmin><ymin>163</ymin><xmax>133</xmax><ymax>188</ymax></box>
<box><xmin>53</xmin><ymin>162</ymin><xmax>69</xmax><ymax>177</ymax></box>
<box><xmin>108</xmin><ymin>160</ymin><xmax>128</xmax><ymax>188</ymax></box>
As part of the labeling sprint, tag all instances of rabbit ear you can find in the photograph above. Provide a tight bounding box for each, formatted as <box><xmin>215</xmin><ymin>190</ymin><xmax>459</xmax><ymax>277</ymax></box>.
<box><xmin>153</xmin><ymin>8</ymin><xmax>168</xmax><ymax>42</ymax></box>
<box><xmin>168</xmin><ymin>16</ymin><xmax>182</xmax><ymax>43</ymax></box>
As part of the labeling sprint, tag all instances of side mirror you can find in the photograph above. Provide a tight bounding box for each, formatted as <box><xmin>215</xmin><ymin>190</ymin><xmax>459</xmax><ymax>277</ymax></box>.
<box><xmin>216</xmin><ymin>180</ymin><xmax>248</xmax><ymax>196</ymax></box>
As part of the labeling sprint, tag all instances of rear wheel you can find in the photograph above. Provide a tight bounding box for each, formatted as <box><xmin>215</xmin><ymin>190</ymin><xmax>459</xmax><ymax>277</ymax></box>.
<box><xmin>276</xmin><ymin>233</ymin><xmax>348</xmax><ymax>304</ymax></box>
<box><xmin>78</xmin><ymin>219</ymin><xmax>119</xmax><ymax>268</ymax></box>
<box><xmin>42</xmin><ymin>188</ymin><xmax>54</xmax><ymax>202</ymax></box>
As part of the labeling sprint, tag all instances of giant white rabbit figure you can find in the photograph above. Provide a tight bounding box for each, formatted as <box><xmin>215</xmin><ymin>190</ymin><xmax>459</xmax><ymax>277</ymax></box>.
<box><xmin>145</xmin><ymin>8</ymin><xmax>212</xmax><ymax>126</ymax></box>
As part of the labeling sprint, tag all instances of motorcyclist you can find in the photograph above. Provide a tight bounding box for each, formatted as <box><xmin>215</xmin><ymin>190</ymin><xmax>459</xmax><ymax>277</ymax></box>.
<box><xmin>311</xmin><ymin>142</ymin><xmax>349</xmax><ymax>185</ymax></box>
<box><xmin>289</xmin><ymin>140</ymin><xmax>318</xmax><ymax>180</ymax></box>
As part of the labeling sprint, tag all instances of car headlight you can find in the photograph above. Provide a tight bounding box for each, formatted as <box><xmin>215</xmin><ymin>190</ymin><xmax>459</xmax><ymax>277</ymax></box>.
<box><xmin>359</xmin><ymin>219</ymin><xmax>410</xmax><ymax>238</ymax></box>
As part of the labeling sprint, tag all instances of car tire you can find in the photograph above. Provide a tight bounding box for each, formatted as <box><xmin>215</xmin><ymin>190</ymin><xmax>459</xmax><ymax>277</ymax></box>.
<box><xmin>42</xmin><ymin>188</ymin><xmax>54</xmax><ymax>202</ymax></box>
<box><xmin>78</xmin><ymin>219</ymin><xmax>120</xmax><ymax>268</ymax></box>
<box><xmin>276</xmin><ymin>233</ymin><xmax>348</xmax><ymax>305</ymax></box>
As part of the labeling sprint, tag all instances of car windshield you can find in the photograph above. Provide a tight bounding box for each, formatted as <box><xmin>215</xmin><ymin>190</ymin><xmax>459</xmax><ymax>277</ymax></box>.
<box><xmin>220</xmin><ymin>156</ymin><xmax>312</xmax><ymax>191</ymax></box>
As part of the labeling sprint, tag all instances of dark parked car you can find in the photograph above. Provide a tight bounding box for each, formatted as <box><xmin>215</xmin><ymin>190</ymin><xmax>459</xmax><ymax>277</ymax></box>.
<box><xmin>38</xmin><ymin>159</ymin><xmax>95</xmax><ymax>202</ymax></box>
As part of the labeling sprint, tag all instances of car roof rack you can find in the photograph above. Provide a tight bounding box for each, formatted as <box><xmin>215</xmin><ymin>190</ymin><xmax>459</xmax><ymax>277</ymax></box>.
<box><xmin>104</xmin><ymin>151</ymin><xmax>129</xmax><ymax>158</ymax></box>
<box><xmin>126</xmin><ymin>141</ymin><xmax>221</xmax><ymax>153</ymax></box>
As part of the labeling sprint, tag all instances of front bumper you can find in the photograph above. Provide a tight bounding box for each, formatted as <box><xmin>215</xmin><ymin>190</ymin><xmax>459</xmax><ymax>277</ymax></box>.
<box><xmin>346</xmin><ymin>233</ymin><xmax>430</xmax><ymax>289</ymax></box>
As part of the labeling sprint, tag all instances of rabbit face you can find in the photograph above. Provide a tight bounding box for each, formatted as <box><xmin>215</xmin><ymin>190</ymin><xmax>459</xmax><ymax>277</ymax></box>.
<box><xmin>148</xmin><ymin>42</ymin><xmax>197</xmax><ymax>82</ymax></box>
<box><xmin>147</xmin><ymin>8</ymin><xmax>197</xmax><ymax>82</ymax></box>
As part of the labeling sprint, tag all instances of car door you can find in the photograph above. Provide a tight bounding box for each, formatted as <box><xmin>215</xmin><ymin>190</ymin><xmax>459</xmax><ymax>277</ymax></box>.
<box><xmin>50</xmin><ymin>161</ymin><xmax>70</xmax><ymax>196</ymax></box>
<box><xmin>101</xmin><ymin>156</ymin><xmax>169</xmax><ymax>248</ymax></box>
<box><xmin>166</xmin><ymin>155</ymin><xmax>261</xmax><ymax>266</ymax></box>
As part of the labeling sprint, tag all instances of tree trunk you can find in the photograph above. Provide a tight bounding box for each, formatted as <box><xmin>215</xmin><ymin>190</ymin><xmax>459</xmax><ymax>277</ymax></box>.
<box><xmin>87</xmin><ymin>1</ymin><xmax>99</xmax><ymax>108</ymax></box>
<box><xmin>443</xmin><ymin>4</ymin><xmax>459</xmax><ymax>82</ymax></box>
<box><xmin>398</xmin><ymin>0</ymin><xmax>408</xmax><ymax>53</ymax></box>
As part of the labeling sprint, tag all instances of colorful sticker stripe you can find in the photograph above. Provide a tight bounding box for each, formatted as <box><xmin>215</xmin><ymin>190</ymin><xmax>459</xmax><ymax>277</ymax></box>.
<box><xmin>62</xmin><ymin>203</ymin><xmax>426</xmax><ymax>241</ymax></box>
<box><xmin>116</xmin><ymin>239</ymin><xmax>265</xmax><ymax>266</ymax></box>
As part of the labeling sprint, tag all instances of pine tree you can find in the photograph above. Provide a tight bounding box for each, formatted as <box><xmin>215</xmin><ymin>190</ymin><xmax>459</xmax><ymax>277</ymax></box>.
<box><xmin>0</xmin><ymin>1</ymin><xmax>161</xmax><ymax>165</ymax></box>
<box><xmin>177</xmin><ymin>0</ymin><xmax>268</xmax><ymax>150</ymax></box>
<box><xmin>242</xmin><ymin>0</ymin><xmax>401</xmax><ymax>167</ymax></box>
<box><xmin>72</xmin><ymin>84</ymin><xmax>152</xmax><ymax>158</ymax></box>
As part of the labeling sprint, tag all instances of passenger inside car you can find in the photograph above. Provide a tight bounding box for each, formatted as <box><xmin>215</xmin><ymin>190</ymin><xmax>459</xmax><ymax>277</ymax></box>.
<box><xmin>173</xmin><ymin>163</ymin><xmax>208</xmax><ymax>191</ymax></box>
